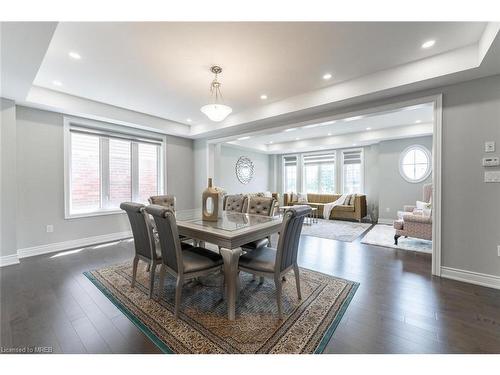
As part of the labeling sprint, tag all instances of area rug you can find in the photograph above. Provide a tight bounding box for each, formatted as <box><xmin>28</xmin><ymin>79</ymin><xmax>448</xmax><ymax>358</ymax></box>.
<box><xmin>84</xmin><ymin>262</ymin><xmax>358</xmax><ymax>354</ymax></box>
<box><xmin>361</xmin><ymin>224</ymin><xmax>432</xmax><ymax>254</ymax></box>
<box><xmin>300</xmin><ymin>219</ymin><xmax>371</xmax><ymax>242</ymax></box>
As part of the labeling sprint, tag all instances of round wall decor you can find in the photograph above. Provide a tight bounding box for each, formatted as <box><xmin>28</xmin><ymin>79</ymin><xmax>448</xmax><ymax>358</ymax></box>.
<box><xmin>235</xmin><ymin>156</ymin><xmax>254</xmax><ymax>184</ymax></box>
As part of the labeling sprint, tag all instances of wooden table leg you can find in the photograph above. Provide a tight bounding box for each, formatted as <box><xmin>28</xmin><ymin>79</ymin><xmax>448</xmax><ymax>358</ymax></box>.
<box><xmin>219</xmin><ymin>247</ymin><xmax>242</xmax><ymax>321</ymax></box>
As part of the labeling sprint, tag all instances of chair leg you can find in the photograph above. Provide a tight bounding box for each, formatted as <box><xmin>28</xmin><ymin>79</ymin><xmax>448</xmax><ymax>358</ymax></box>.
<box><xmin>146</xmin><ymin>263</ymin><xmax>151</xmax><ymax>272</ymax></box>
<box><xmin>157</xmin><ymin>265</ymin><xmax>166</xmax><ymax>301</ymax></box>
<box><xmin>148</xmin><ymin>261</ymin><xmax>156</xmax><ymax>299</ymax></box>
<box><xmin>293</xmin><ymin>264</ymin><xmax>302</xmax><ymax>300</ymax></box>
<box><xmin>174</xmin><ymin>275</ymin><xmax>184</xmax><ymax>317</ymax></box>
<box><xmin>258</xmin><ymin>276</ymin><xmax>264</xmax><ymax>285</ymax></box>
<box><xmin>394</xmin><ymin>234</ymin><xmax>400</xmax><ymax>245</ymax></box>
<box><xmin>274</xmin><ymin>275</ymin><xmax>283</xmax><ymax>320</ymax></box>
<box><xmin>131</xmin><ymin>256</ymin><xmax>139</xmax><ymax>288</ymax></box>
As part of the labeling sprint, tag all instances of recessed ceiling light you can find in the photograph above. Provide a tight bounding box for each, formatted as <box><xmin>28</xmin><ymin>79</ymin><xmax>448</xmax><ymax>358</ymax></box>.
<box><xmin>327</xmin><ymin>133</ymin><xmax>332</xmax><ymax>136</ymax></box>
<box><xmin>68</xmin><ymin>51</ymin><xmax>81</xmax><ymax>60</ymax></box>
<box><xmin>186</xmin><ymin>118</ymin><xmax>192</xmax><ymax>123</ymax></box>
<box><xmin>352</xmin><ymin>143</ymin><xmax>357</xmax><ymax>146</ymax></box>
<box><xmin>366</xmin><ymin>127</ymin><xmax>372</xmax><ymax>130</ymax></box>
<box><xmin>260</xmin><ymin>94</ymin><xmax>268</xmax><ymax>100</ymax></box>
<box><xmin>415</xmin><ymin>120</ymin><xmax>422</xmax><ymax>124</ymax></box>
<box><xmin>322</xmin><ymin>73</ymin><xmax>332</xmax><ymax>80</ymax></box>
<box><xmin>237</xmin><ymin>136</ymin><xmax>251</xmax><ymax>141</ymax></box>
<box><xmin>52</xmin><ymin>80</ymin><xmax>62</xmax><ymax>87</ymax></box>
<box><xmin>268</xmin><ymin>141</ymin><xmax>274</xmax><ymax>144</ymax></box>
<box><xmin>284</xmin><ymin>128</ymin><xmax>297</xmax><ymax>132</ymax></box>
<box><xmin>421</xmin><ymin>40</ymin><xmax>436</xmax><ymax>49</ymax></box>
<box><xmin>344</xmin><ymin>115</ymin><xmax>363</xmax><ymax>122</ymax></box>
<box><xmin>295</xmin><ymin>138</ymin><xmax>300</xmax><ymax>141</ymax></box>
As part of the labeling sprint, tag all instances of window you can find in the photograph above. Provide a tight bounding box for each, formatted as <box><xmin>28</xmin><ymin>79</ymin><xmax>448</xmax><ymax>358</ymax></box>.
<box><xmin>65</xmin><ymin>119</ymin><xmax>165</xmax><ymax>218</ymax></box>
<box><xmin>283</xmin><ymin>155</ymin><xmax>298</xmax><ymax>192</ymax></box>
<box><xmin>342</xmin><ymin>149</ymin><xmax>363</xmax><ymax>194</ymax></box>
<box><xmin>302</xmin><ymin>153</ymin><xmax>335</xmax><ymax>194</ymax></box>
<box><xmin>399</xmin><ymin>145</ymin><xmax>431</xmax><ymax>183</ymax></box>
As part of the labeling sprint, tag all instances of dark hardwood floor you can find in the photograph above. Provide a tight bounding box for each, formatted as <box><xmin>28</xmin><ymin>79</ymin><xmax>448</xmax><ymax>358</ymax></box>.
<box><xmin>1</xmin><ymin>230</ymin><xmax>500</xmax><ymax>354</ymax></box>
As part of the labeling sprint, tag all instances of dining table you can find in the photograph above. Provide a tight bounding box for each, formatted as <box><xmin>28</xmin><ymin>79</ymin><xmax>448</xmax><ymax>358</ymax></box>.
<box><xmin>174</xmin><ymin>209</ymin><xmax>282</xmax><ymax>320</ymax></box>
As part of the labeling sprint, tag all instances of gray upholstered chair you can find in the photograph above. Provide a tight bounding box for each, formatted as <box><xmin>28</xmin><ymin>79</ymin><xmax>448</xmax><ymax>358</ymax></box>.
<box><xmin>148</xmin><ymin>194</ymin><xmax>192</xmax><ymax>244</ymax></box>
<box><xmin>145</xmin><ymin>204</ymin><xmax>224</xmax><ymax>317</ymax></box>
<box><xmin>238</xmin><ymin>205</ymin><xmax>311</xmax><ymax>319</ymax></box>
<box><xmin>240</xmin><ymin>196</ymin><xmax>276</xmax><ymax>251</ymax></box>
<box><xmin>222</xmin><ymin>194</ymin><xmax>247</xmax><ymax>212</ymax></box>
<box><xmin>148</xmin><ymin>194</ymin><xmax>176</xmax><ymax>209</ymax></box>
<box><xmin>120</xmin><ymin>202</ymin><xmax>160</xmax><ymax>298</ymax></box>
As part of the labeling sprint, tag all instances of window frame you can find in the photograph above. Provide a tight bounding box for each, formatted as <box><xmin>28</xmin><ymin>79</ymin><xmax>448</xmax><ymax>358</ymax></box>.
<box><xmin>340</xmin><ymin>148</ymin><xmax>364</xmax><ymax>194</ymax></box>
<box><xmin>63</xmin><ymin>116</ymin><xmax>167</xmax><ymax>219</ymax></box>
<box><xmin>398</xmin><ymin>144</ymin><xmax>432</xmax><ymax>183</ymax></box>
<box><xmin>282</xmin><ymin>154</ymin><xmax>299</xmax><ymax>193</ymax></box>
<box><xmin>301</xmin><ymin>150</ymin><xmax>337</xmax><ymax>194</ymax></box>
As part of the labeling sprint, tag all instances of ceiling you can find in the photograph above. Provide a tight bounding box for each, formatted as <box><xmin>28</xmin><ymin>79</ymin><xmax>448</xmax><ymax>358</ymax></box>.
<box><xmin>33</xmin><ymin>22</ymin><xmax>486</xmax><ymax>126</ymax></box>
<box><xmin>225</xmin><ymin>102</ymin><xmax>434</xmax><ymax>153</ymax></box>
<box><xmin>1</xmin><ymin>22</ymin><xmax>499</xmax><ymax>140</ymax></box>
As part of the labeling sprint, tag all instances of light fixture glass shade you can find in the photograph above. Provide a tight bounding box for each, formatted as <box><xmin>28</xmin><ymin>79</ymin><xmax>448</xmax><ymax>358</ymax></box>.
<box><xmin>200</xmin><ymin>104</ymin><xmax>232</xmax><ymax>122</ymax></box>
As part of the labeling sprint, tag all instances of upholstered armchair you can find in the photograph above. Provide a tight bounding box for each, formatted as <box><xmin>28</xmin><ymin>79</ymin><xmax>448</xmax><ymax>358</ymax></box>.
<box><xmin>393</xmin><ymin>214</ymin><xmax>432</xmax><ymax>245</ymax></box>
<box><xmin>393</xmin><ymin>184</ymin><xmax>433</xmax><ymax>245</ymax></box>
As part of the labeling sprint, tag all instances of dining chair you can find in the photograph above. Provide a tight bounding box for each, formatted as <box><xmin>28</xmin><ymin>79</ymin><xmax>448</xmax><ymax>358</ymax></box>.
<box><xmin>120</xmin><ymin>202</ymin><xmax>161</xmax><ymax>298</ymax></box>
<box><xmin>145</xmin><ymin>204</ymin><xmax>224</xmax><ymax>317</ymax></box>
<box><xmin>240</xmin><ymin>196</ymin><xmax>276</xmax><ymax>251</ymax></box>
<box><xmin>148</xmin><ymin>194</ymin><xmax>194</xmax><ymax>245</ymax></box>
<box><xmin>238</xmin><ymin>205</ymin><xmax>311</xmax><ymax>319</ymax></box>
<box><xmin>222</xmin><ymin>194</ymin><xmax>247</xmax><ymax>212</ymax></box>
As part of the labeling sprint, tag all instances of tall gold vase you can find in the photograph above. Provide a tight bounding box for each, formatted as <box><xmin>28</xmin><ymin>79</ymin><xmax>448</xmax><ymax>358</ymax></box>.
<box><xmin>202</xmin><ymin>178</ymin><xmax>221</xmax><ymax>221</ymax></box>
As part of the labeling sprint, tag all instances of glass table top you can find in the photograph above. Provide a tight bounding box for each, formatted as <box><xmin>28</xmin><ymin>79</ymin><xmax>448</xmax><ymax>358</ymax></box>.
<box><xmin>175</xmin><ymin>209</ymin><xmax>280</xmax><ymax>232</ymax></box>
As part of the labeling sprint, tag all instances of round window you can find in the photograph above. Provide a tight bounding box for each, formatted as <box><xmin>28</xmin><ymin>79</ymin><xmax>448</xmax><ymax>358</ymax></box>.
<box><xmin>399</xmin><ymin>145</ymin><xmax>432</xmax><ymax>183</ymax></box>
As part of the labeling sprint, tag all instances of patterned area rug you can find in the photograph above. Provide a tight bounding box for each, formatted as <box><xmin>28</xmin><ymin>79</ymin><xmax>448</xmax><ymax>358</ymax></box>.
<box><xmin>361</xmin><ymin>224</ymin><xmax>432</xmax><ymax>253</ymax></box>
<box><xmin>84</xmin><ymin>262</ymin><xmax>358</xmax><ymax>354</ymax></box>
<box><xmin>300</xmin><ymin>219</ymin><xmax>371</xmax><ymax>242</ymax></box>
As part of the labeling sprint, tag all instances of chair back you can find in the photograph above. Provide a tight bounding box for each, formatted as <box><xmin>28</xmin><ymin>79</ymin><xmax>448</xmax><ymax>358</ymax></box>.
<box><xmin>243</xmin><ymin>196</ymin><xmax>276</xmax><ymax>216</ymax></box>
<box><xmin>145</xmin><ymin>205</ymin><xmax>183</xmax><ymax>273</ymax></box>
<box><xmin>423</xmin><ymin>184</ymin><xmax>432</xmax><ymax>203</ymax></box>
<box><xmin>223</xmin><ymin>194</ymin><xmax>247</xmax><ymax>212</ymax></box>
<box><xmin>120</xmin><ymin>202</ymin><xmax>156</xmax><ymax>260</ymax></box>
<box><xmin>148</xmin><ymin>195</ymin><xmax>176</xmax><ymax>211</ymax></box>
<box><xmin>275</xmin><ymin>205</ymin><xmax>311</xmax><ymax>272</ymax></box>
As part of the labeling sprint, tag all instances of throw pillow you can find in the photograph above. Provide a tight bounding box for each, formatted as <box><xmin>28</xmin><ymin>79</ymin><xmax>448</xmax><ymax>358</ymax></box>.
<box><xmin>297</xmin><ymin>192</ymin><xmax>308</xmax><ymax>203</ymax></box>
<box><xmin>343</xmin><ymin>194</ymin><xmax>352</xmax><ymax>205</ymax></box>
<box><xmin>416</xmin><ymin>200</ymin><xmax>431</xmax><ymax>210</ymax></box>
<box><xmin>263</xmin><ymin>191</ymin><xmax>272</xmax><ymax>197</ymax></box>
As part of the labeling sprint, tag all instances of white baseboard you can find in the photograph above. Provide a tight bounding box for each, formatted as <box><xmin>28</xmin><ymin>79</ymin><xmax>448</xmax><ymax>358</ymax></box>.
<box><xmin>377</xmin><ymin>218</ymin><xmax>394</xmax><ymax>225</ymax></box>
<box><xmin>441</xmin><ymin>266</ymin><xmax>500</xmax><ymax>290</ymax></box>
<box><xmin>0</xmin><ymin>253</ymin><xmax>20</xmax><ymax>267</ymax></box>
<box><xmin>16</xmin><ymin>231</ymin><xmax>133</xmax><ymax>259</ymax></box>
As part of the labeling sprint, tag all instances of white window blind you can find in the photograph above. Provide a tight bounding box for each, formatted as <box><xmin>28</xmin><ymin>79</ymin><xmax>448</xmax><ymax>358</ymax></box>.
<box><xmin>342</xmin><ymin>149</ymin><xmax>363</xmax><ymax>194</ymax></box>
<box><xmin>283</xmin><ymin>155</ymin><xmax>298</xmax><ymax>192</ymax></box>
<box><xmin>66</xmin><ymin>120</ymin><xmax>164</xmax><ymax>218</ymax></box>
<box><xmin>303</xmin><ymin>153</ymin><xmax>336</xmax><ymax>194</ymax></box>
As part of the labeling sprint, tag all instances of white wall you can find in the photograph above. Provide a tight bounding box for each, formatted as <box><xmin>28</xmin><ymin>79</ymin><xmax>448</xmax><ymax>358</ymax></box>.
<box><xmin>1</xmin><ymin>104</ymin><xmax>195</xmax><ymax>256</ymax></box>
<box><xmin>0</xmin><ymin>99</ymin><xmax>18</xmax><ymax>259</ymax></box>
<box><xmin>376</xmin><ymin>136</ymin><xmax>433</xmax><ymax>221</ymax></box>
<box><xmin>215</xmin><ymin>145</ymin><xmax>271</xmax><ymax>194</ymax></box>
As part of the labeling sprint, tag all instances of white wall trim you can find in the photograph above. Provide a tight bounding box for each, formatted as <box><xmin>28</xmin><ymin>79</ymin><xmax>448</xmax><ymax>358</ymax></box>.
<box><xmin>0</xmin><ymin>253</ymin><xmax>20</xmax><ymax>267</ymax></box>
<box><xmin>17</xmin><ymin>231</ymin><xmax>132</xmax><ymax>259</ymax></box>
<box><xmin>441</xmin><ymin>267</ymin><xmax>500</xmax><ymax>290</ymax></box>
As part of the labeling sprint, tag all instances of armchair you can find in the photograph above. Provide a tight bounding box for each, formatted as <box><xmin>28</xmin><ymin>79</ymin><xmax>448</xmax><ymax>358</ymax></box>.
<box><xmin>394</xmin><ymin>213</ymin><xmax>432</xmax><ymax>245</ymax></box>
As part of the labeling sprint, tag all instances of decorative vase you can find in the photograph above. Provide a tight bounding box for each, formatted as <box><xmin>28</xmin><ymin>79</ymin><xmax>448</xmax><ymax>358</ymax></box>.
<box><xmin>202</xmin><ymin>178</ymin><xmax>223</xmax><ymax>221</ymax></box>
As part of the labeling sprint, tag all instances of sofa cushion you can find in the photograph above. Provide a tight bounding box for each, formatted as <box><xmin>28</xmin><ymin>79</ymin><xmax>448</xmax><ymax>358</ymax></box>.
<box><xmin>333</xmin><ymin>205</ymin><xmax>355</xmax><ymax>212</ymax></box>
